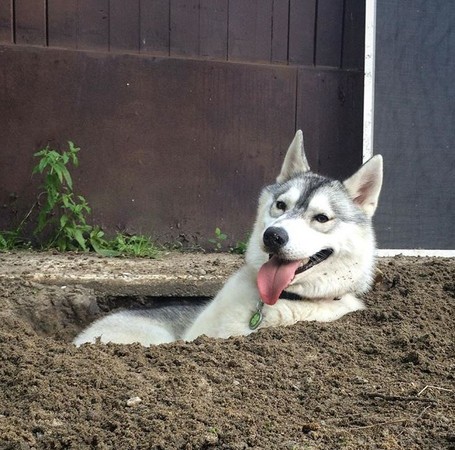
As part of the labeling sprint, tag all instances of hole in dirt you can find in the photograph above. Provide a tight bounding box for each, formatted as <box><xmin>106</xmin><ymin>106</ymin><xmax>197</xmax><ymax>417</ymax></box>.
<box><xmin>97</xmin><ymin>295</ymin><xmax>210</xmax><ymax>314</ymax></box>
<box><xmin>3</xmin><ymin>280</ymin><xmax>211</xmax><ymax>343</ymax></box>
<box><xmin>72</xmin><ymin>295</ymin><xmax>212</xmax><ymax>342</ymax></box>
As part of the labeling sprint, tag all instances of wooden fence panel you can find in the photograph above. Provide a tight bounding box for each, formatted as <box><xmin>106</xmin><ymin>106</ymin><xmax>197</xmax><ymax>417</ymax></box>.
<box><xmin>170</xmin><ymin>0</ymin><xmax>200</xmax><ymax>57</ymax></box>
<box><xmin>0</xmin><ymin>0</ymin><xmax>12</xmax><ymax>43</ymax></box>
<box><xmin>76</xmin><ymin>0</ymin><xmax>109</xmax><ymax>51</ymax></box>
<box><xmin>199</xmin><ymin>0</ymin><xmax>228</xmax><ymax>59</ymax></box>
<box><xmin>288</xmin><ymin>0</ymin><xmax>316</xmax><ymax>65</ymax></box>
<box><xmin>296</xmin><ymin>69</ymin><xmax>363</xmax><ymax>179</ymax></box>
<box><xmin>110</xmin><ymin>0</ymin><xmax>140</xmax><ymax>52</ymax></box>
<box><xmin>342</xmin><ymin>0</ymin><xmax>365</xmax><ymax>70</ymax></box>
<box><xmin>271</xmin><ymin>0</ymin><xmax>289</xmax><ymax>64</ymax></box>
<box><xmin>315</xmin><ymin>0</ymin><xmax>344</xmax><ymax>67</ymax></box>
<box><xmin>48</xmin><ymin>0</ymin><xmax>77</xmax><ymax>49</ymax></box>
<box><xmin>0</xmin><ymin>46</ymin><xmax>298</xmax><ymax>244</ymax></box>
<box><xmin>140</xmin><ymin>0</ymin><xmax>170</xmax><ymax>55</ymax></box>
<box><xmin>0</xmin><ymin>2</ymin><xmax>366</xmax><ymax>247</ymax></box>
<box><xmin>2</xmin><ymin>0</ymin><xmax>364</xmax><ymax>69</ymax></box>
<box><xmin>15</xmin><ymin>0</ymin><xmax>46</xmax><ymax>46</ymax></box>
<box><xmin>228</xmin><ymin>0</ymin><xmax>273</xmax><ymax>63</ymax></box>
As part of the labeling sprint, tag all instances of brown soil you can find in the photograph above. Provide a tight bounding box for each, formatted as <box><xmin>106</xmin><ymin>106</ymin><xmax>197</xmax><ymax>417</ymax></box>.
<box><xmin>0</xmin><ymin>252</ymin><xmax>454</xmax><ymax>450</ymax></box>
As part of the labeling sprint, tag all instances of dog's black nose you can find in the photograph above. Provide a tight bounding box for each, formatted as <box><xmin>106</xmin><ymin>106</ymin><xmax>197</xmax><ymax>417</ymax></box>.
<box><xmin>263</xmin><ymin>227</ymin><xmax>289</xmax><ymax>252</ymax></box>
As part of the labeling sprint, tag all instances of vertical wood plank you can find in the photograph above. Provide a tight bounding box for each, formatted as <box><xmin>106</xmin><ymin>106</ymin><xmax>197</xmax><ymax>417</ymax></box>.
<box><xmin>15</xmin><ymin>0</ymin><xmax>46</xmax><ymax>46</ymax></box>
<box><xmin>0</xmin><ymin>0</ymin><xmax>12</xmax><ymax>43</ymax></box>
<box><xmin>170</xmin><ymin>0</ymin><xmax>199</xmax><ymax>57</ymax></box>
<box><xmin>315</xmin><ymin>0</ymin><xmax>344</xmax><ymax>68</ymax></box>
<box><xmin>110</xmin><ymin>0</ymin><xmax>140</xmax><ymax>52</ymax></box>
<box><xmin>76</xmin><ymin>0</ymin><xmax>109</xmax><ymax>51</ymax></box>
<box><xmin>199</xmin><ymin>0</ymin><xmax>227</xmax><ymax>59</ymax></box>
<box><xmin>342</xmin><ymin>0</ymin><xmax>365</xmax><ymax>70</ymax></box>
<box><xmin>48</xmin><ymin>0</ymin><xmax>77</xmax><ymax>49</ymax></box>
<box><xmin>288</xmin><ymin>0</ymin><xmax>316</xmax><ymax>65</ymax></box>
<box><xmin>271</xmin><ymin>0</ymin><xmax>289</xmax><ymax>64</ymax></box>
<box><xmin>140</xmin><ymin>0</ymin><xmax>170</xmax><ymax>55</ymax></box>
<box><xmin>228</xmin><ymin>0</ymin><xmax>273</xmax><ymax>63</ymax></box>
<box><xmin>296</xmin><ymin>69</ymin><xmax>363</xmax><ymax>178</ymax></box>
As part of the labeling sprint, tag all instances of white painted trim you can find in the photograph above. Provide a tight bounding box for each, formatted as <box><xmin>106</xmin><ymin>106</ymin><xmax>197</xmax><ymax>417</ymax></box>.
<box><xmin>377</xmin><ymin>249</ymin><xmax>455</xmax><ymax>257</ymax></box>
<box><xmin>366</xmin><ymin>4</ymin><xmax>452</xmax><ymax>255</ymax></box>
<box><xmin>363</xmin><ymin>0</ymin><xmax>377</xmax><ymax>162</ymax></box>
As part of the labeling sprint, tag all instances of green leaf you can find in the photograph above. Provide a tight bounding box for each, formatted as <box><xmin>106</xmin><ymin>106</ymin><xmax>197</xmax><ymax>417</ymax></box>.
<box><xmin>53</xmin><ymin>165</ymin><xmax>64</xmax><ymax>184</ymax></box>
<box><xmin>60</xmin><ymin>214</ymin><xmax>69</xmax><ymax>229</ymax></box>
<box><xmin>72</xmin><ymin>228</ymin><xmax>87</xmax><ymax>251</ymax></box>
<box><xmin>68</xmin><ymin>141</ymin><xmax>80</xmax><ymax>166</ymax></box>
<box><xmin>33</xmin><ymin>149</ymin><xmax>47</xmax><ymax>157</ymax></box>
<box><xmin>61</xmin><ymin>194</ymin><xmax>71</xmax><ymax>208</ymax></box>
<box><xmin>61</xmin><ymin>166</ymin><xmax>73</xmax><ymax>189</ymax></box>
<box><xmin>91</xmin><ymin>228</ymin><xmax>104</xmax><ymax>239</ymax></box>
<box><xmin>91</xmin><ymin>239</ymin><xmax>120</xmax><ymax>257</ymax></box>
<box><xmin>32</xmin><ymin>156</ymin><xmax>48</xmax><ymax>174</ymax></box>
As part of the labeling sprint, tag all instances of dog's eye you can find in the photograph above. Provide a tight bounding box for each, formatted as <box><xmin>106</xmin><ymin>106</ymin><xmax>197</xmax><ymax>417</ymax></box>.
<box><xmin>276</xmin><ymin>201</ymin><xmax>287</xmax><ymax>211</ymax></box>
<box><xmin>314</xmin><ymin>214</ymin><xmax>329</xmax><ymax>223</ymax></box>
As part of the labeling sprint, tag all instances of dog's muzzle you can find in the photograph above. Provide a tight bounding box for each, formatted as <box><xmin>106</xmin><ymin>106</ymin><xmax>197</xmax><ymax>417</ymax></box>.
<box><xmin>262</xmin><ymin>227</ymin><xmax>333</xmax><ymax>271</ymax></box>
<box><xmin>263</xmin><ymin>226</ymin><xmax>289</xmax><ymax>253</ymax></box>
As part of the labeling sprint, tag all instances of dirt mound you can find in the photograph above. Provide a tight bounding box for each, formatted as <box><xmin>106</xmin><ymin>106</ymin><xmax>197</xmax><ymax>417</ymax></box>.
<box><xmin>0</xmin><ymin>254</ymin><xmax>454</xmax><ymax>449</ymax></box>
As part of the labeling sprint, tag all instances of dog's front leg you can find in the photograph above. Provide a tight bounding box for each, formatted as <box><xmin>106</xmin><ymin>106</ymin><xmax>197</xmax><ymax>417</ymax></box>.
<box><xmin>184</xmin><ymin>266</ymin><xmax>259</xmax><ymax>341</ymax></box>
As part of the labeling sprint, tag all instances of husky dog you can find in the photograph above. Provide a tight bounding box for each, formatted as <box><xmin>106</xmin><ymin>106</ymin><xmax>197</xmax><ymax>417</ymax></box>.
<box><xmin>74</xmin><ymin>131</ymin><xmax>382</xmax><ymax>346</ymax></box>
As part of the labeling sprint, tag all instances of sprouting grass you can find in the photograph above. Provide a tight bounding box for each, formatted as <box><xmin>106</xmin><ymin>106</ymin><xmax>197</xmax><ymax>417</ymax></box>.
<box><xmin>108</xmin><ymin>234</ymin><xmax>161</xmax><ymax>258</ymax></box>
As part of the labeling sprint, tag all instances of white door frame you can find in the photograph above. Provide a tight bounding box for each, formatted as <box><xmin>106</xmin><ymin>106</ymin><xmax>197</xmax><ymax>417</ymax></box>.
<box><xmin>363</xmin><ymin>0</ymin><xmax>454</xmax><ymax>257</ymax></box>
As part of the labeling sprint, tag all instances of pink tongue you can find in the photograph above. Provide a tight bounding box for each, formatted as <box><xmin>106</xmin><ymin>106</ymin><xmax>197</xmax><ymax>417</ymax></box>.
<box><xmin>257</xmin><ymin>256</ymin><xmax>302</xmax><ymax>305</ymax></box>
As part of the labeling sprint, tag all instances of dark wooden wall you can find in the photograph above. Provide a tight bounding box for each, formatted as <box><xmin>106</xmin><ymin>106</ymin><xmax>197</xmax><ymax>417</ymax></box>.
<box><xmin>374</xmin><ymin>0</ymin><xmax>454</xmax><ymax>250</ymax></box>
<box><xmin>0</xmin><ymin>0</ymin><xmax>364</xmax><ymax>68</ymax></box>
<box><xmin>0</xmin><ymin>1</ymin><xmax>365</xmax><ymax>248</ymax></box>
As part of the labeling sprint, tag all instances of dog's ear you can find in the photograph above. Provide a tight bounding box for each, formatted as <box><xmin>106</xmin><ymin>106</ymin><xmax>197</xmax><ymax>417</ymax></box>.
<box><xmin>276</xmin><ymin>130</ymin><xmax>310</xmax><ymax>183</ymax></box>
<box><xmin>343</xmin><ymin>155</ymin><xmax>383</xmax><ymax>217</ymax></box>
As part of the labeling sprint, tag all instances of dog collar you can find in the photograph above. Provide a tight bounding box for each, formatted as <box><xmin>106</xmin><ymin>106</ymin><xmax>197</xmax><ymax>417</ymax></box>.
<box><xmin>280</xmin><ymin>290</ymin><xmax>304</xmax><ymax>301</ymax></box>
<box><xmin>281</xmin><ymin>290</ymin><xmax>341</xmax><ymax>301</ymax></box>
<box><xmin>249</xmin><ymin>293</ymin><xmax>342</xmax><ymax>330</ymax></box>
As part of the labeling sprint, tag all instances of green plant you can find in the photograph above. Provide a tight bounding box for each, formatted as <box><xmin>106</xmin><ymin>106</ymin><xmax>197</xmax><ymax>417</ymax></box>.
<box><xmin>1</xmin><ymin>141</ymin><xmax>162</xmax><ymax>258</ymax></box>
<box><xmin>208</xmin><ymin>227</ymin><xmax>248</xmax><ymax>254</ymax></box>
<box><xmin>33</xmin><ymin>141</ymin><xmax>95</xmax><ymax>251</ymax></box>
<box><xmin>230</xmin><ymin>239</ymin><xmax>248</xmax><ymax>255</ymax></box>
<box><xmin>0</xmin><ymin>230</ymin><xmax>21</xmax><ymax>251</ymax></box>
<box><xmin>208</xmin><ymin>227</ymin><xmax>227</xmax><ymax>251</ymax></box>
<box><xmin>0</xmin><ymin>193</ymin><xmax>37</xmax><ymax>251</ymax></box>
<box><xmin>110</xmin><ymin>233</ymin><xmax>161</xmax><ymax>258</ymax></box>
<box><xmin>31</xmin><ymin>141</ymin><xmax>162</xmax><ymax>258</ymax></box>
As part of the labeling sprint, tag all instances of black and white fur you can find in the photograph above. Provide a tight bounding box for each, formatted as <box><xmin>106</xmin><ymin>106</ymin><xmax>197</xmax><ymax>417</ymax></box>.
<box><xmin>74</xmin><ymin>131</ymin><xmax>382</xmax><ymax>346</ymax></box>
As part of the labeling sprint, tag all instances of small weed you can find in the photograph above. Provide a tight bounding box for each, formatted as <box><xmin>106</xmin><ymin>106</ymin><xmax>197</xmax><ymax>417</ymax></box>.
<box><xmin>30</xmin><ymin>142</ymin><xmax>161</xmax><ymax>257</ymax></box>
<box><xmin>110</xmin><ymin>234</ymin><xmax>161</xmax><ymax>258</ymax></box>
<box><xmin>208</xmin><ymin>227</ymin><xmax>227</xmax><ymax>251</ymax></box>
<box><xmin>230</xmin><ymin>239</ymin><xmax>248</xmax><ymax>255</ymax></box>
<box><xmin>208</xmin><ymin>227</ymin><xmax>248</xmax><ymax>254</ymax></box>
<box><xmin>33</xmin><ymin>141</ymin><xmax>94</xmax><ymax>252</ymax></box>
<box><xmin>0</xmin><ymin>140</ymin><xmax>163</xmax><ymax>258</ymax></box>
<box><xmin>0</xmin><ymin>230</ymin><xmax>23</xmax><ymax>251</ymax></box>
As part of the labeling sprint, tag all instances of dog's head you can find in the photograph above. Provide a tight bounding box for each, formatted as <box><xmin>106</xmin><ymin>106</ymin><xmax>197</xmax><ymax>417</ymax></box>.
<box><xmin>246</xmin><ymin>130</ymin><xmax>383</xmax><ymax>305</ymax></box>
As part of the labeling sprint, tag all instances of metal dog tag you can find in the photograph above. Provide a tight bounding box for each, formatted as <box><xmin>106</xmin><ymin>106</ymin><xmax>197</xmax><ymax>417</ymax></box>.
<box><xmin>249</xmin><ymin>301</ymin><xmax>264</xmax><ymax>330</ymax></box>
